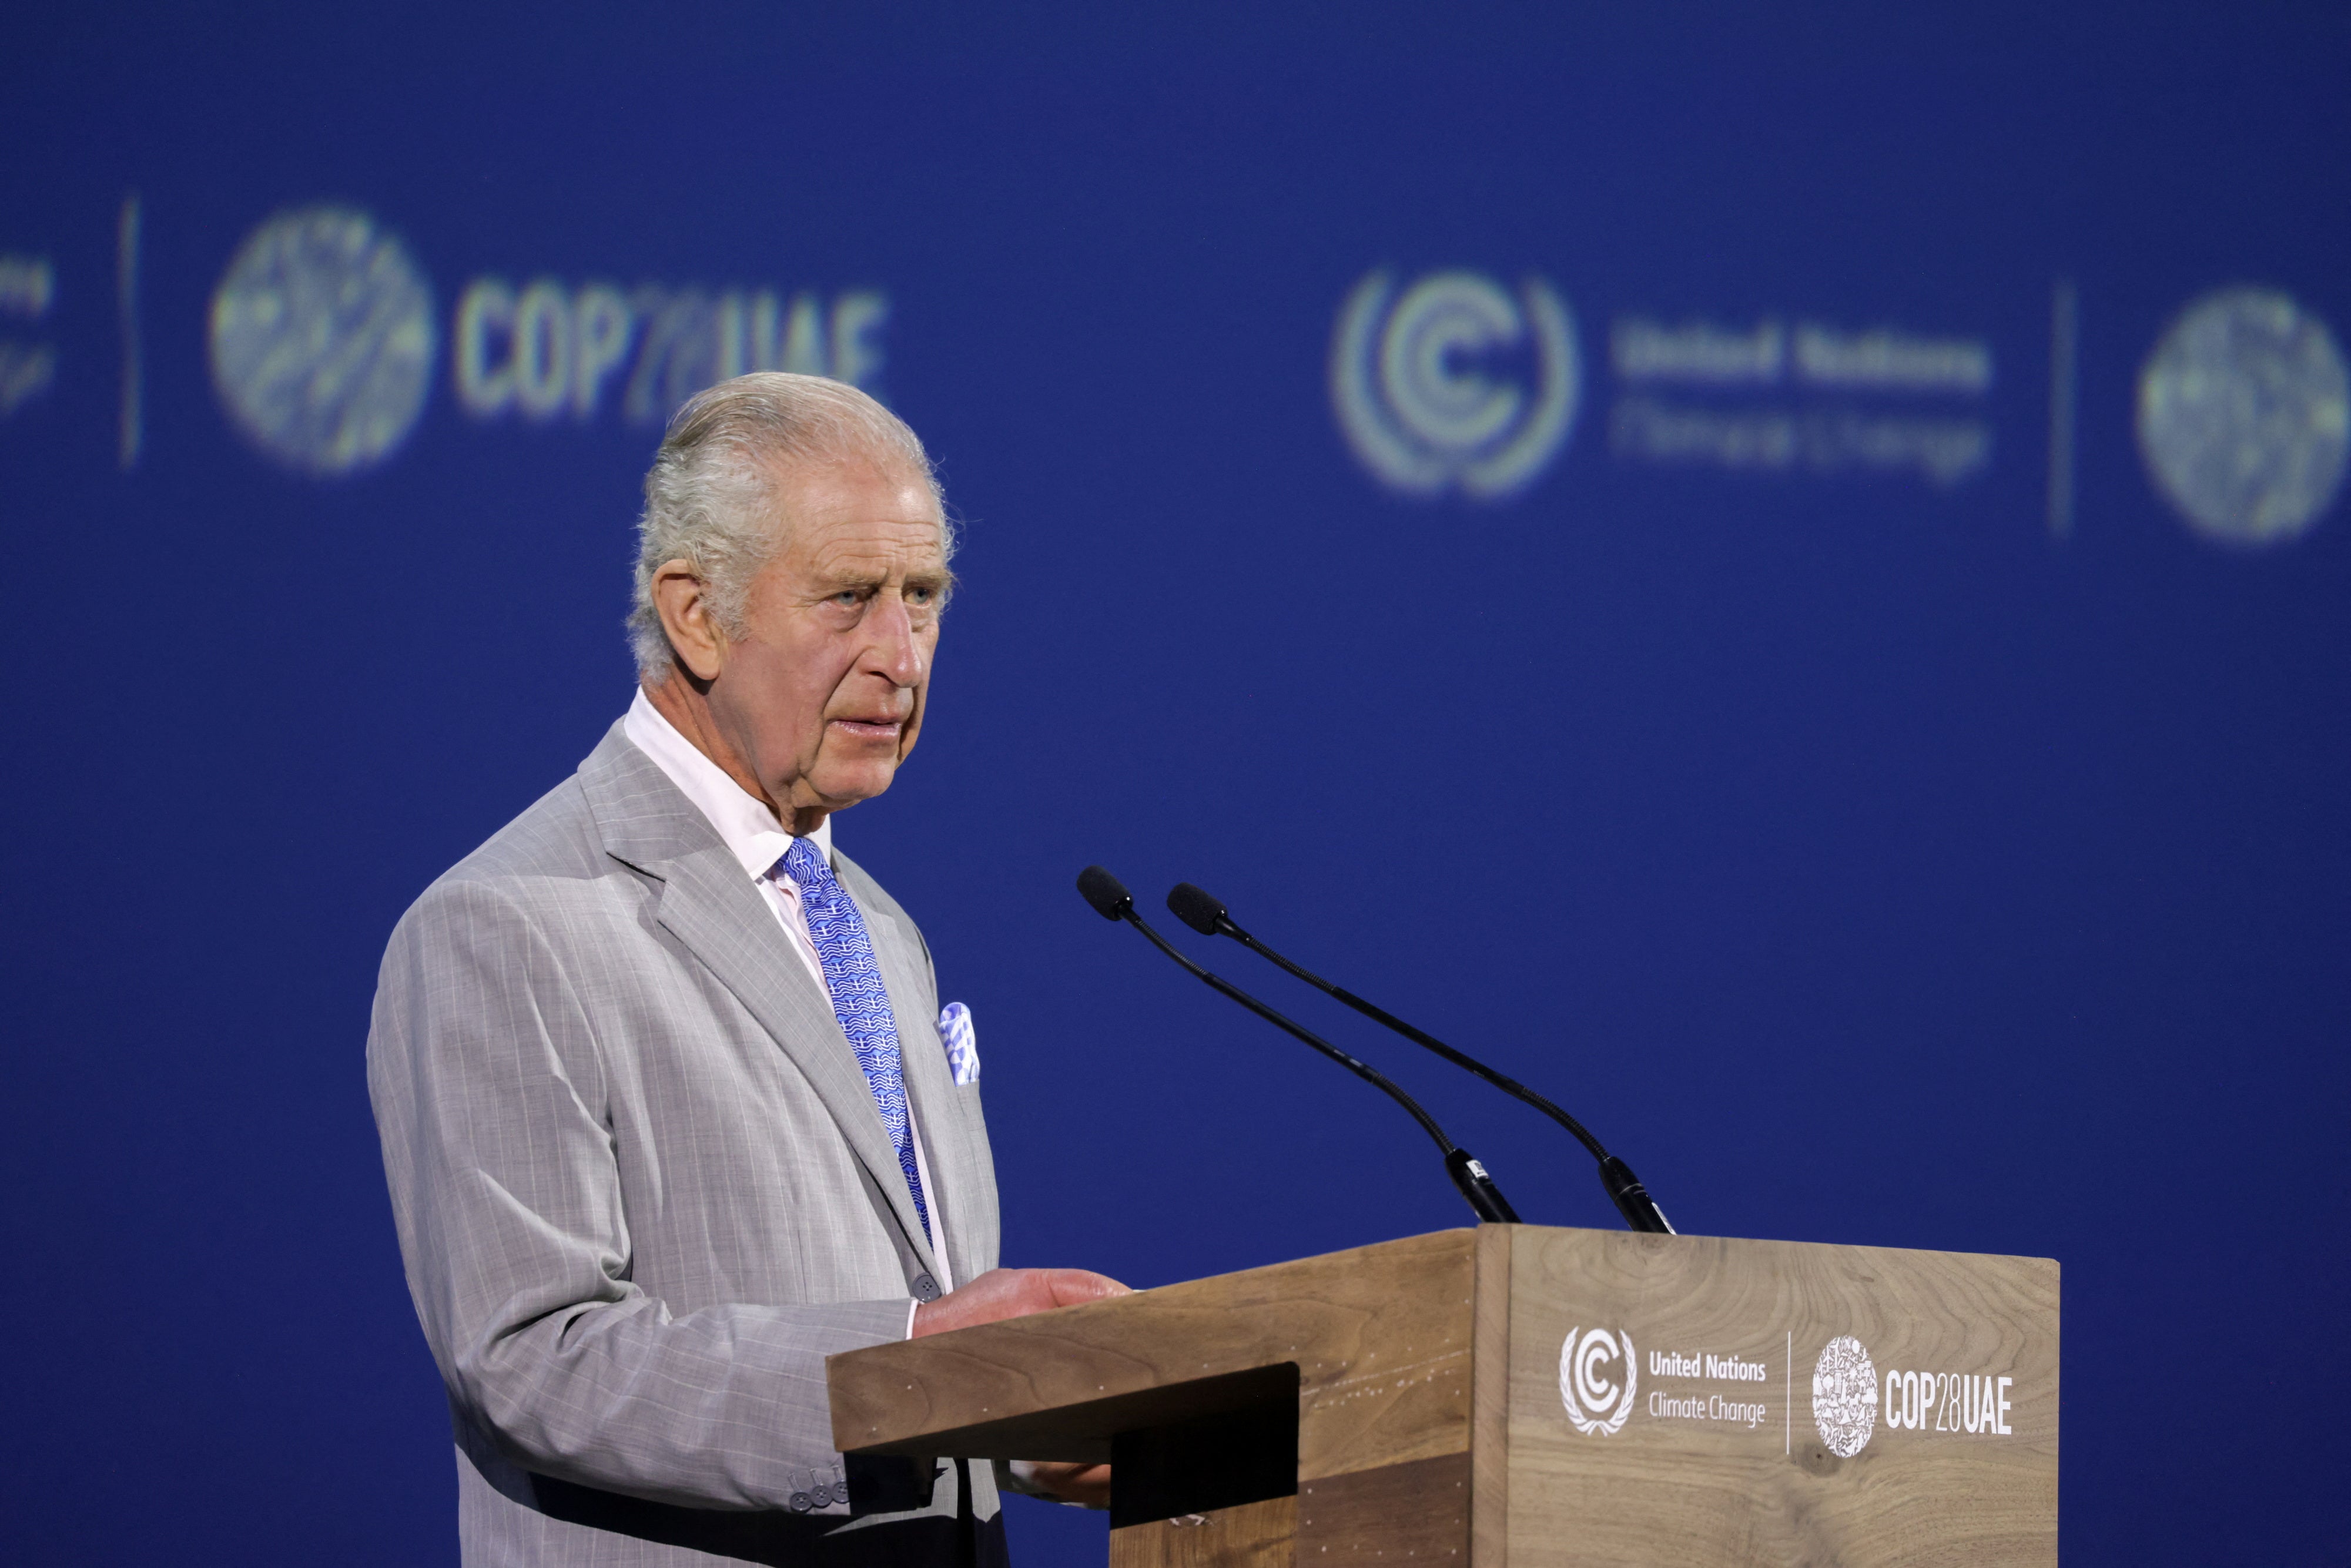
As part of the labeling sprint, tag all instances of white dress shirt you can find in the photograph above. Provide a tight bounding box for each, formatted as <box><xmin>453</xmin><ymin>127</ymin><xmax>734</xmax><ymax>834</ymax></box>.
<box><xmin>622</xmin><ymin>688</ymin><xmax>952</xmax><ymax>1313</ymax></box>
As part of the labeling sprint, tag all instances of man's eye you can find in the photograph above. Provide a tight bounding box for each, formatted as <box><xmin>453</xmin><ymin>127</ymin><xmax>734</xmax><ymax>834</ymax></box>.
<box><xmin>833</xmin><ymin>590</ymin><xmax>861</xmax><ymax>606</ymax></box>
<box><xmin>907</xmin><ymin>586</ymin><xmax>934</xmax><ymax>605</ymax></box>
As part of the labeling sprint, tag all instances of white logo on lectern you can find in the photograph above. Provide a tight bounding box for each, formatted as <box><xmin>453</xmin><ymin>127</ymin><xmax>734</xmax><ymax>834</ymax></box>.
<box><xmin>1330</xmin><ymin>269</ymin><xmax>1581</xmax><ymax>500</ymax></box>
<box><xmin>1559</xmin><ymin>1326</ymin><xmax>1638</xmax><ymax>1436</ymax></box>
<box><xmin>1811</xmin><ymin>1335</ymin><xmax>1879</xmax><ymax>1458</ymax></box>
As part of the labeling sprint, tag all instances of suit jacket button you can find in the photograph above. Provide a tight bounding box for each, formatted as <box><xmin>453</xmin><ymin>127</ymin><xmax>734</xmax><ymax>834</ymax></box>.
<box><xmin>912</xmin><ymin>1273</ymin><xmax>940</xmax><ymax>1302</ymax></box>
<box><xmin>789</xmin><ymin>1492</ymin><xmax>813</xmax><ymax>1513</ymax></box>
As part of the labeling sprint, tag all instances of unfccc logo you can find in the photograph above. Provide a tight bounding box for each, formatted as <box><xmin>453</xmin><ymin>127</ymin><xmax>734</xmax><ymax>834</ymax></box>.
<box><xmin>1559</xmin><ymin>1326</ymin><xmax>1638</xmax><ymax>1436</ymax></box>
<box><xmin>1329</xmin><ymin>269</ymin><xmax>1581</xmax><ymax>500</ymax></box>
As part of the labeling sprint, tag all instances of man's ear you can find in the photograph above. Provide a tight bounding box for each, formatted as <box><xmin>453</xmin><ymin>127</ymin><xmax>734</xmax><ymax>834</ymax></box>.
<box><xmin>651</xmin><ymin>559</ymin><xmax>728</xmax><ymax>681</ymax></box>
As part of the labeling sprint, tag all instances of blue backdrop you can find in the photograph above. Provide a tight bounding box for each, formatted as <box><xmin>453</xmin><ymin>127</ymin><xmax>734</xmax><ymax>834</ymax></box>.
<box><xmin>4</xmin><ymin>5</ymin><xmax>2346</xmax><ymax>1563</ymax></box>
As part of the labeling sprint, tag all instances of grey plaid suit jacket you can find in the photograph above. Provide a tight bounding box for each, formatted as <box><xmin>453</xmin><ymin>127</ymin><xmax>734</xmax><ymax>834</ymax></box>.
<box><xmin>369</xmin><ymin>722</ymin><xmax>1003</xmax><ymax>1567</ymax></box>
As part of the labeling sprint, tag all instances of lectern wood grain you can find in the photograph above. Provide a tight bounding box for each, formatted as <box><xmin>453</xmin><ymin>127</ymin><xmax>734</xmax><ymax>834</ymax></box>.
<box><xmin>1504</xmin><ymin>1229</ymin><xmax>2058</xmax><ymax>1568</ymax></box>
<box><xmin>826</xmin><ymin>1225</ymin><xmax>2059</xmax><ymax>1568</ymax></box>
<box><xmin>1110</xmin><ymin>1498</ymin><xmax>1296</xmax><ymax>1568</ymax></box>
<box><xmin>828</xmin><ymin>1228</ymin><xmax>1479</xmax><ymax>1482</ymax></box>
<box><xmin>1468</xmin><ymin>1225</ymin><xmax>1513</xmax><ymax>1568</ymax></box>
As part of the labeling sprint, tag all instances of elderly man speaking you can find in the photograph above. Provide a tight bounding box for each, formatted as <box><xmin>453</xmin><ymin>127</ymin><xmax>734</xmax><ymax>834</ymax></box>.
<box><xmin>369</xmin><ymin>374</ymin><xmax>1121</xmax><ymax>1568</ymax></box>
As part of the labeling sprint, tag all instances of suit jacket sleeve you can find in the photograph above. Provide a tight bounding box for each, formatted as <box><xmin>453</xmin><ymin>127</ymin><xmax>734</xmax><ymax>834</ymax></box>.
<box><xmin>367</xmin><ymin>875</ymin><xmax>913</xmax><ymax>1511</ymax></box>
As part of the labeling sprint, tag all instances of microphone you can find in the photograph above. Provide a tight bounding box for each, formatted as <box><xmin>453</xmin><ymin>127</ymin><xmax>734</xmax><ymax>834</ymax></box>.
<box><xmin>1164</xmin><ymin>881</ymin><xmax>1673</xmax><ymax>1235</ymax></box>
<box><xmin>1077</xmin><ymin>866</ymin><xmax>1521</xmax><ymax>1224</ymax></box>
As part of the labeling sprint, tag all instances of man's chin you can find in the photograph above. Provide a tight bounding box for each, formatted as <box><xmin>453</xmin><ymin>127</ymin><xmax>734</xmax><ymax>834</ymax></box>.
<box><xmin>806</xmin><ymin>763</ymin><xmax>900</xmax><ymax>812</ymax></box>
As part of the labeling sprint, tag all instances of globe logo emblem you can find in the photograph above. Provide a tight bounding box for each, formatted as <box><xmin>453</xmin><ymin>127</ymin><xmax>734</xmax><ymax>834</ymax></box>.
<box><xmin>1330</xmin><ymin>269</ymin><xmax>1580</xmax><ymax>500</ymax></box>
<box><xmin>1558</xmin><ymin>1326</ymin><xmax>1637</xmax><ymax>1436</ymax></box>
<box><xmin>1811</xmin><ymin>1335</ymin><xmax>1878</xmax><ymax>1458</ymax></box>
<box><xmin>2137</xmin><ymin>286</ymin><xmax>2350</xmax><ymax>547</ymax></box>
<box><xmin>209</xmin><ymin>205</ymin><xmax>437</xmax><ymax>476</ymax></box>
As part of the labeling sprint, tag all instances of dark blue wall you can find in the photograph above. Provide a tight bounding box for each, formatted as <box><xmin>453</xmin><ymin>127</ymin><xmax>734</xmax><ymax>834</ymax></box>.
<box><xmin>4</xmin><ymin>5</ymin><xmax>2345</xmax><ymax>1563</ymax></box>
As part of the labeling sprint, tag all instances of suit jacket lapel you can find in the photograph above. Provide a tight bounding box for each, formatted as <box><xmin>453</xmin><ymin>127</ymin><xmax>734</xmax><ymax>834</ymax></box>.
<box><xmin>576</xmin><ymin>724</ymin><xmax>943</xmax><ymax>1281</ymax></box>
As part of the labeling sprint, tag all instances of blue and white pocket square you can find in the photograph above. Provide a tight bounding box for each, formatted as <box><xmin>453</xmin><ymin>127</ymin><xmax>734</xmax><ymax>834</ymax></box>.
<box><xmin>938</xmin><ymin>1001</ymin><xmax>979</xmax><ymax>1086</ymax></box>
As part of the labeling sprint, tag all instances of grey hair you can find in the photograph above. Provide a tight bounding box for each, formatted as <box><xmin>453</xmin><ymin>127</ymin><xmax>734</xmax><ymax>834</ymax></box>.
<box><xmin>628</xmin><ymin>372</ymin><xmax>950</xmax><ymax>675</ymax></box>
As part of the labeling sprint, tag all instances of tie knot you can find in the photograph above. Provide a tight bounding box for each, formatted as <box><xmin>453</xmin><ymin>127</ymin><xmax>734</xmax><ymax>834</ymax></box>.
<box><xmin>780</xmin><ymin>836</ymin><xmax>829</xmax><ymax>887</ymax></box>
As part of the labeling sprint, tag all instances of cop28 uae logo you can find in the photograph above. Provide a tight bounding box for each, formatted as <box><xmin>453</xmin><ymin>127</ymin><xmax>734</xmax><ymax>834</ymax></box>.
<box><xmin>1559</xmin><ymin>1326</ymin><xmax>1637</xmax><ymax>1436</ymax></box>
<box><xmin>1811</xmin><ymin>1335</ymin><xmax>1879</xmax><ymax>1458</ymax></box>
<box><xmin>1329</xmin><ymin>269</ymin><xmax>1582</xmax><ymax>500</ymax></box>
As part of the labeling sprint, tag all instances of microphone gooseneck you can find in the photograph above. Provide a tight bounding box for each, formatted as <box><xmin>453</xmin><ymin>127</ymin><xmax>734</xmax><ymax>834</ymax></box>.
<box><xmin>1165</xmin><ymin>881</ymin><xmax>1674</xmax><ymax>1235</ymax></box>
<box><xmin>1077</xmin><ymin>866</ymin><xmax>1520</xmax><ymax>1224</ymax></box>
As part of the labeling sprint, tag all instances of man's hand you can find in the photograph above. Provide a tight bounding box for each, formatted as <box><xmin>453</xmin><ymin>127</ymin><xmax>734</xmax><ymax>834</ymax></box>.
<box><xmin>910</xmin><ymin>1267</ymin><xmax>1129</xmax><ymax>1338</ymax></box>
<box><xmin>911</xmin><ymin>1268</ymin><xmax>1130</xmax><ymax>1509</ymax></box>
<box><xmin>1012</xmin><ymin>1459</ymin><xmax>1113</xmax><ymax>1509</ymax></box>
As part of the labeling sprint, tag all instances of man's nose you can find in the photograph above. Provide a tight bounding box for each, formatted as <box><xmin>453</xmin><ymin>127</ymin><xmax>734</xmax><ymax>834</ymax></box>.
<box><xmin>860</xmin><ymin>592</ymin><xmax>928</xmax><ymax>686</ymax></box>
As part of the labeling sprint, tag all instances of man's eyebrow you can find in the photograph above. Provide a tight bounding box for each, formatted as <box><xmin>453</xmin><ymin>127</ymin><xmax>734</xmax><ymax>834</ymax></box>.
<box><xmin>805</xmin><ymin>560</ymin><xmax>890</xmax><ymax>589</ymax></box>
<box><xmin>807</xmin><ymin>562</ymin><xmax>953</xmax><ymax>595</ymax></box>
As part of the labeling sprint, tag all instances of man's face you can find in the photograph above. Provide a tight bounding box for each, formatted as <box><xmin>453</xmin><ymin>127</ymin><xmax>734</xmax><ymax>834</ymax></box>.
<box><xmin>705</xmin><ymin>459</ymin><xmax>947</xmax><ymax>819</ymax></box>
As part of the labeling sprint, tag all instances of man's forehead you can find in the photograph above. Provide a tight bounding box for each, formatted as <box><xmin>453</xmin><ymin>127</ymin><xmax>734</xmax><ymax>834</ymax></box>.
<box><xmin>801</xmin><ymin>523</ymin><xmax>943</xmax><ymax>565</ymax></box>
<box><xmin>766</xmin><ymin>460</ymin><xmax>946</xmax><ymax>574</ymax></box>
<box><xmin>786</xmin><ymin>510</ymin><xmax>947</xmax><ymax>577</ymax></box>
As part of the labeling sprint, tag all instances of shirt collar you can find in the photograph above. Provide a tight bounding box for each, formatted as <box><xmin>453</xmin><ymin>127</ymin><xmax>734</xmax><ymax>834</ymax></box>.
<box><xmin>622</xmin><ymin>685</ymin><xmax>832</xmax><ymax>881</ymax></box>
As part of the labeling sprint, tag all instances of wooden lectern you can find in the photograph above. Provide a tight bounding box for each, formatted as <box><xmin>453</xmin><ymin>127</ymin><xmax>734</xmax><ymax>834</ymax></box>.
<box><xmin>829</xmin><ymin>1227</ymin><xmax>2058</xmax><ymax>1567</ymax></box>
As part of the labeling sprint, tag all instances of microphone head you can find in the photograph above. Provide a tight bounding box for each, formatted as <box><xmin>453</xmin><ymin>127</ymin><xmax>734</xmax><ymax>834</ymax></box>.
<box><xmin>1166</xmin><ymin>882</ymin><xmax>1228</xmax><ymax>936</ymax></box>
<box><xmin>1076</xmin><ymin>865</ymin><xmax>1135</xmax><ymax>921</ymax></box>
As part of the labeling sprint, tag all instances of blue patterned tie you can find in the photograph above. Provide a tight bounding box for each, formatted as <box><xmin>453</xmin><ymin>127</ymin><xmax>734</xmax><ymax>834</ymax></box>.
<box><xmin>781</xmin><ymin>837</ymin><xmax>930</xmax><ymax>1243</ymax></box>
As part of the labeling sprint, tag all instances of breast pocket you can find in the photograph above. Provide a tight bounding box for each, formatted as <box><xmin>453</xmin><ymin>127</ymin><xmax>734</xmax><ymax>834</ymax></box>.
<box><xmin>936</xmin><ymin>1001</ymin><xmax>979</xmax><ymax>1087</ymax></box>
